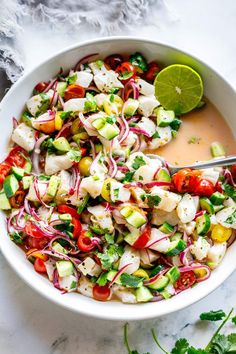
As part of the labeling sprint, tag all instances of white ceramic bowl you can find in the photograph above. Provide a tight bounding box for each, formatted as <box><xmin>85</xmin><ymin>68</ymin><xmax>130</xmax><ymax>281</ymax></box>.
<box><xmin>0</xmin><ymin>37</ymin><xmax>235</xmax><ymax>321</ymax></box>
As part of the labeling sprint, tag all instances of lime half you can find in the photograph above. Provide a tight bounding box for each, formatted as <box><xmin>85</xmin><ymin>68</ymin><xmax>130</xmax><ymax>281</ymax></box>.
<box><xmin>154</xmin><ymin>64</ymin><xmax>203</xmax><ymax>114</ymax></box>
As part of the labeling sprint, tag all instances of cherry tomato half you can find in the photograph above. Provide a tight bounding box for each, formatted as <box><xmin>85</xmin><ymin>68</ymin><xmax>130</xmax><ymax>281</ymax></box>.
<box><xmin>25</xmin><ymin>221</ymin><xmax>46</xmax><ymax>239</ymax></box>
<box><xmin>34</xmin><ymin>258</ymin><xmax>47</xmax><ymax>273</ymax></box>
<box><xmin>133</xmin><ymin>226</ymin><xmax>151</xmax><ymax>249</ymax></box>
<box><xmin>64</xmin><ymin>84</ymin><xmax>85</xmax><ymax>101</ymax></box>
<box><xmin>93</xmin><ymin>284</ymin><xmax>111</xmax><ymax>301</ymax></box>
<box><xmin>77</xmin><ymin>230</ymin><xmax>96</xmax><ymax>252</ymax></box>
<box><xmin>175</xmin><ymin>271</ymin><xmax>196</xmax><ymax>291</ymax></box>
<box><xmin>0</xmin><ymin>162</ymin><xmax>11</xmax><ymax>184</ymax></box>
<box><xmin>143</xmin><ymin>62</ymin><xmax>160</xmax><ymax>82</ymax></box>
<box><xmin>27</xmin><ymin>236</ymin><xmax>48</xmax><ymax>250</ymax></box>
<box><xmin>194</xmin><ymin>178</ymin><xmax>215</xmax><ymax>197</ymax></box>
<box><xmin>34</xmin><ymin>81</ymin><xmax>48</xmax><ymax>93</ymax></box>
<box><xmin>231</xmin><ymin>164</ymin><xmax>236</xmax><ymax>180</ymax></box>
<box><xmin>71</xmin><ymin>217</ymin><xmax>82</xmax><ymax>239</ymax></box>
<box><xmin>9</xmin><ymin>190</ymin><xmax>25</xmax><ymax>208</ymax></box>
<box><xmin>116</xmin><ymin>62</ymin><xmax>136</xmax><ymax>82</ymax></box>
<box><xmin>104</xmin><ymin>54</ymin><xmax>123</xmax><ymax>70</ymax></box>
<box><xmin>172</xmin><ymin>169</ymin><xmax>201</xmax><ymax>194</ymax></box>
<box><xmin>58</xmin><ymin>205</ymin><xmax>79</xmax><ymax>219</ymax></box>
<box><xmin>6</xmin><ymin>146</ymin><xmax>28</xmax><ymax>168</ymax></box>
<box><xmin>80</xmin><ymin>147</ymin><xmax>87</xmax><ymax>157</ymax></box>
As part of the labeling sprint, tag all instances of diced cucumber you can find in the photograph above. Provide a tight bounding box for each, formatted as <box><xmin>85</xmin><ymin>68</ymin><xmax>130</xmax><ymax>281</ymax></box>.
<box><xmin>124</xmin><ymin>233</ymin><xmax>140</xmax><ymax>246</ymax></box>
<box><xmin>98</xmin><ymin>123</ymin><xmax>119</xmax><ymax>140</ymax></box>
<box><xmin>196</xmin><ymin>213</ymin><xmax>211</xmax><ymax>236</ymax></box>
<box><xmin>57</xmin><ymin>82</ymin><xmax>68</xmax><ymax>97</ymax></box>
<box><xmin>159</xmin><ymin>222</ymin><xmax>174</xmax><ymax>234</ymax></box>
<box><xmin>0</xmin><ymin>191</ymin><xmax>11</xmax><ymax>210</ymax></box>
<box><xmin>3</xmin><ymin>174</ymin><xmax>19</xmax><ymax>198</ymax></box>
<box><xmin>124</xmin><ymin>98</ymin><xmax>139</xmax><ymax>116</ymax></box>
<box><xmin>136</xmin><ymin>286</ymin><xmax>153</xmax><ymax>302</ymax></box>
<box><xmin>210</xmin><ymin>192</ymin><xmax>226</xmax><ymax>205</ymax></box>
<box><xmin>160</xmin><ymin>288</ymin><xmax>172</xmax><ymax>299</ymax></box>
<box><xmin>213</xmin><ymin>205</ymin><xmax>224</xmax><ymax>213</ymax></box>
<box><xmin>210</xmin><ymin>142</ymin><xmax>225</xmax><ymax>157</ymax></box>
<box><xmin>53</xmin><ymin>137</ymin><xmax>71</xmax><ymax>152</ymax></box>
<box><xmin>165</xmin><ymin>239</ymin><xmax>187</xmax><ymax>256</ymax></box>
<box><xmin>56</xmin><ymin>260</ymin><xmax>73</xmax><ymax>277</ymax></box>
<box><xmin>47</xmin><ymin>175</ymin><xmax>60</xmax><ymax>197</ymax></box>
<box><xmin>11</xmin><ymin>166</ymin><xmax>25</xmax><ymax>181</ymax></box>
<box><xmin>166</xmin><ymin>266</ymin><xmax>180</xmax><ymax>284</ymax></box>
<box><xmin>170</xmin><ymin>232</ymin><xmax>182</xmax><ymax>242</ymax></box>
<box><xmin>22</xmin><ymin>176</ymin><xmax>33</xmax><ymax>190</ymax></box>
<box><xmin>147</xmin><ymin>275</ymin><xmax>169</xmax><ymax>290</ymax></box>
<box><xmin>155</xmin><ymin>168</ymin><xmax>171</xmax><ymax>183</ymax></box>
<box><xmin>52</xmin><ymin>242</ymin><xmax>68</xmax><ymax>254</ymax></box>
<box><xmin>126</xmin><ymin>211</ymin><xmax>146</xmax><ymax>228</ymax></box>
<box><xmin>59</xmin><ymin>213</ymin><xmax>72</xmax><ymax>222</ymax></box>
<box><xmin>200</xmin><ymin>197</ymin><xmax>214</xmax><ymax>214</ymax></box>
<box><xmin>92</xmin><ymin>118</ymin><xmax>105</xmax><ymax>130</ymax></box>
<box><xmin>106</xmin><ymin>270</ymin><xmax>121</xmax><ymax>284</ymax></box>
<box><xmin>24</xmin><ymin>160</ymin><xmax>32</xmax><ymax>173</ymax></box>
<box><xmin>120</xmin><ymin>206</ymin><xmax>133</xmax><ymax>218</ymax></box>
<box><xmin>155</xmin><ymin>107</ymin><xmax>175</xmax><ymax>127</ymax></box>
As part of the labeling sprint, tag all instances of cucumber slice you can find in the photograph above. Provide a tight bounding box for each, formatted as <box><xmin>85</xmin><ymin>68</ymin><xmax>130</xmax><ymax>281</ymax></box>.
<box><xmin>11</xmin><ymin>166</ymin><xmax>25</xmax><ymax>181</ymax></box>
<box><xmin>165</xmin><ymin>239</ymin><xmax>187</xmax><ymax>256</ymax></box>
<box><xmin>3</xmin><ymin>174</ymin><xmax>19</xmax><ymax>198</ymax></box>
<box><xmin>0</xmin><ymin>191</ymin><xmax>11</xmax><ymax>210</ymax></box>
<box><xmin>159</xmin><ymin>222</ymin><xmax>174</xmax><ymax>234</ymax></box>
<box><xmin>22</xmin><ymin>176</ymin><xmax>33</xmax><ymax>190</ymax></box>
<box><xmin>200</xmin><ymin>197</ymin><xmax>214</xmax><ymax>214</ymax></box>
<box><xmin>155</xmin><ymin>168</ymin><xmax>171</xmax><ymax>183</ymax></box>
<box><xmin>170</xmin><ymin>232</ymin><xmax>182</xmax><ymax>242</ymax></box>
<box><xmin>210</xmin><ymin>192</ymin><xmax>226</xmax><ymax>205</ymax></box>
<box><xmin>53</xmin><ymin>137</ymin><xmax>71</xmax><ymax>152</ymax></box>
<box><xmin>136</xmin><ymin>286</ymin><xmax>153</xmax><ymax>302</ymax></box>
<box><xmin>124</xmin><ymin>98</ymin><xmax>139</xmax><ymax>116</ymax></box>
<box><xmin>120</xmin><ymin>206</ymin><xmax>133</xmax><ymax>218</ymax></box>
<box><xmin>147</xmin><ymin>275</ymin><xmax>169</xmax><ymax>290</ymax></box>
<box><xmin>166</xmin><ymin>266</ymin><xmax>180</xmax><ymax>284</ymax></box>
<box><xmin>155</xmin><ymin>107</ymin><xmax>175</xmax><ymax>127</ymax></box>
<box><xmin>196</xmin><ymin>213</ymin><xmax>211</xmax><ymax>236</ymax></box>
<box><xmin>124</xmin><ymin>232</ymin><xmax>140</xmax><ymax>246</ymax></box>
<box><xmin>56</xmin><ymin>261</ymin><xmax>73</xmax><ymax>277</ymax></box>
<box><xmin>98</xmin><ymin>123</ymin><xmax>119</xmax><ymax>140</ymax></box>
<box><xmin>24</xmin><ymin>160</ymin><xmax>32</xmax><ymax>174</ymax></box>
<box><xmin>47</xmin><ymin>175</ymin><xmax>60</xmax><ymax>197</ymax></box>
<box><xmin>92</xmin><ymin>118</ymin><xmax>105</xmax><ymax>130</ymax></box>
<box><xmin>52</xmin><ymin>242</ymin><xmax>68</xmax><ymax>254</ymax></box>
<box><xmin>126</xmin><ymin>210</ymin><xmax>146</xmax><ymax>228</ymax></box>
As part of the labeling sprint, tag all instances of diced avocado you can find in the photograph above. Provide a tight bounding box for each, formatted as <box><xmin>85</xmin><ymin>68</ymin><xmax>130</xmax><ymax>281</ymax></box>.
<box><xmin>159</xmin><ymin>222</ymin><xmax>174</xmax><ymax>234</ymax></box>
<box><xmin>56</xmin><ymin>82</ymin><xmax>68</xmax><ymax>97</ymax></box>
<box><xmin>200</xmin><ymin>197</ymin><xmax>214</xmax><ymax>214</ymax></box>
<box><xmin>56</xmin><ymin>260</ymin><xmax>73</xmax><ymax>277</ymax></box>
<box><xmin>196</xmin><ymin>213</ymin><xmax>211</xmax><ymax>236</ymax></box>
<box><xmin>52</xmin><ymin>242</ymin><xmax>68</xmax><ymax>254</ymax></box>
<box><xmin>155</xmin><ymin>107</ymin><xmax>175</xmax><ymax>127</ymax></box>
<box><xmin>124</xmin><ymin>232</ymin><xmax>140</xmax><ymax>246</ymax></box>
<box><xmin>0</xmin><ymin>191</ymin><xmax>11</xmax><ymax>210</ymax></box>
<box><xmin>126</xmin><ymin>210</ymin><xmax>146</xmax><ymax>228</ymax></box>
<box><xmin>47</xmin><ymin>175</ymin><xmax>60</xmax><ymax>197</ymax></box>
<box><xmin>124</xmin><ymin>98</ymin><xmax>139</xmax><ymax>116</ymax></box>
<box><xmin>165</xmin><ymin>239</ymin><xmax>187</xmax><ymax>256</ymax></box>
<box><xmin>106</xmin><ymin>270</ymin><xmax>121</xmax><ymax>284</ymax></box>
<box><xmin>120</xmin><ymin>206</ymin><xmax>133</xmax><ymax>218</ymax></box>
<box><xmin>136</xmin><ymin>286</ymin><xmax>153</xmax><ymax>302</ymax></box>
<box><xmin>11</xmin><ymin>167</ymin><xmax>25</xmax><ymax>181</ymax></box>
<box><xmin>147</xmin><ymin>275</ymin><xmax>169</xmax><ymax>290</ymax></box>
<box><xmin>24</xmin><ymin>160</ymin><xmax>32</xmax><ymax>174</ymax></box>
<box><xmin>155</xmin><ymin>168</ymin><xmax>171</xmax><ymax>183</ymax></box>
<box><xmin>98</xmin><ymin>123</ymin><xmax>119</xmax><ymax>140</ymax></box>
<box><xmin>210</xmin><ymin>192</ymin><xmax>226</xmax><ymax>205</ymax></box>
<box><xmin>22</xmin><ymin>176</ymin><xmax>33</xmax><ymax>190</ymax></box>
<box><xmin>3</xmin><ymin>174</ymin><xmax>19</xmax><ymax>198</ymax></box>
<box><xmin>166</xmin><ymin>266</ymin><xmax>180</xmax><ymax>284</ymax></box>
<box><xmin>21</xmin><ymin>111</ymin><xmax>33</xmax><ymax>127</ymax></box>
<box><xmin>59</xmin><ymin>213</ymin><xmax>72</xmax><ymax>222</ymax></box>
<box><xmin>53</xmin><ymin>137</ymin><xmax>71</xmax><ymax>152</ymax></box>
<box><xmin>92</xmin><ymin>118</ymin><xmax>106</xmax><ymax>130</ymax></box>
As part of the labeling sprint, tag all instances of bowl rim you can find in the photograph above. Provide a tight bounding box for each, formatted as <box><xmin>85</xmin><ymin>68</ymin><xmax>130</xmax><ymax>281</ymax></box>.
<box><xmin>0</xmin><ymin>36</ymin><xmax>236</xmax><ymax>321</ymax></box>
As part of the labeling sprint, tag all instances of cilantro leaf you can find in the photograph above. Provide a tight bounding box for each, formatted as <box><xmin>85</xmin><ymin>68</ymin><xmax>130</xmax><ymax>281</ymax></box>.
<box><xmin>228</xmin><ymin>333</ymin><xmax>236</xmax><ymax>351</ymax></box>
<box><xmin>223</xmin><ymin>184</ymin><xmax>236</xmax><ymax>202</ymax></box>
<box><xmin>84</xmin><ymin>93</ymin><xmax>97</xmax><ymax>113</ymax></box>
<box><xmin>209</xmin><ymin>334</ymin><xmax>230</xmax><ymax>354</ymax></box>
<box><xmin>120</xmin><ymin>273</ymin><xmax>144</xmax><ymax>288</ymax></box>
<box><xmin>200</xmin><ymin>310</ymin><xmax>226</xmax><ymax>322</ymax></box>
<box><xmin>67</xmin><ymin>149</ymin><xmax>82</xmax><ymax>162</ymax></box>
<box><xmin>123</xmin><ymin>171</ymin><xmax>135</xmax><ymax>183</ymax></box>
<box><xmin>66</xmin><ymin>73</ymin><xmax>77</xmax><ymax>84</ymax></box>
<box><xmin>225</xmin><ymin>209</ymin><xmax>236</xmax><ymax>225</ymax></box>
<box><xmin>146</xmin><ymin>194</ymin><xmax>161</xmax><ymax>207</ymax></box>
<box><xmin>132</xmin><ymin>156</ymin><xmax>146</xmax><ymax>170</ymax></box>
<box><xmin>105</xmin><ymin>233</ymin><xmax>115</xmax><ymax>245</ymax></box>
<box><xmin>170</xmin><ymin>118</ymin><xmax>182</xmax><ymax>131</ymax></box>
<box><xmin>187</xmin><ymin>348</ymin><xmax>207</xmax><ymax>354</ymax></box>
<box><xmin>231</xmin><ymin>316</ymin><xmax>236</xmax><ymax>325</ymax></box>
<box><xmin>129</xmin><ymin>52</ymin><xmax>148</xmax><ymax>72</ymax></box>
<box><xmin>60</xmin><ymin>111</ymin><xmax>73</xmax><ymax>120</ymax></box>
<box><xmin>171</xmin><ymin>338</ymin><xmax>189</xmax><ymax>354</ymax></box>
<box><xmin>10</xmin><ymin>231</ymin><xmax>23</xmax><ymax>244</ymax></box>
<box><xmin>152</xmin><ymin>131</ymin><xmax>160</xmax><ymax>139</ymax></box>
<box><xmin>96</xmin><ymin>272</ymin><xmax>108</xmax><ymax>286</ymax></box>
<box><xmin>98</xmin><ymin>244</ymin><xmax>123</xmax><ymax>271</ymax></box>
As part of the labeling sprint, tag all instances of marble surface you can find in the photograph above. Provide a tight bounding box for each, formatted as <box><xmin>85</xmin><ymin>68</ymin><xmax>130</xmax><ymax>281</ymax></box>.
<box><xmin>0</xmin><ymin>0</ymin><xmax>236</xmax><ymax>353</ymax></box>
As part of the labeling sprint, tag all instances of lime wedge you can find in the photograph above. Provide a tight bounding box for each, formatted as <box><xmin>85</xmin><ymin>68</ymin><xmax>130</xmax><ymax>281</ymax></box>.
<box><xmin>154</xmin><ymin>64</ymin><xmax>203</xmax><ymax>114</ymax></box>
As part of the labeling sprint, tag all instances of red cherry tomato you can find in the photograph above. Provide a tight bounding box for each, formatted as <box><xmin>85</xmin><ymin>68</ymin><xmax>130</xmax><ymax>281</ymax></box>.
<box><xmin>143</xmin><ymin>62</ymin><xmax>160</xmax><ymax>82</ymax></box>
<box><xmin>6</xmin><ymin>146</ymin><xmax>28</xmax><ymax>168</ymax></box>
<box><xmin>93</xmin><ymin>284</ymin><xmax>111</xmax><ymax>301</ymax></box>
<box><xmin>64</xmin><ymin>84</ymin><xmax>85</xmax><ymax>101</ymax></box>
<box><xmin>231</xmin><ymin>164</ymin><xmax>236</xmax><ymax>180</ymax></box>
<box><xmin>34</xmin><ymin>82</ymin><xmax>48</xmax><ymax>93</ymax></box>
<box><xmin>104</xmin><ymin>54</ymin><xmax>123</xmax><ymax>70</ymax></box>
<box><xmin>34</xmin><ymin>258</ymin><xmax>47</xmax><ymax>273</ymax></box>
<box><xmin>215</xmin><ymin>180</ymin><xmax>223</xmax><ymax>193</ymax></box>
<box><xmin>9</xmin><ymin>190</ymin><xmax>26</xmax><ymax>208</ymax></box>
<box><xmin>58</xmin><ymin>205</ymin><xmax>79</xmax><ymax>219</ymax></box>
<box><xmin>0</xmin><ymin>162</ymin><xmax>11</xmax><ymax>184</ymax></box>
<box><xmin>133</xmin><ymin>226</ymin><xmax>151</xmax><ymax>249</ymax></box>
<box><xmin>194</xmin><ymin>178</ymin><xmax>215</xmax><ymax>197</ymax></box>
<box><xmin>80</xmin><ymin>147</ymin><xmax>87</xmax><ymax>157</ymax></box>
<box><xmin>116</xmin><ymin>62</ymin><xmax>136</xmax><ymax>82</ymax></box>
<box><xmin>27</xmin><ymin>236</ymin><xmax>48</xmax><ymax>250</ymax></box>
<box><xmin>175</xmin><ymin>271</ymin><xmax>196</xmax><ymax>291</ymax></box>
<box><xmin>77</xmin><ymin>230</ymin><xmax>96</xmax><ymax>252</ymax></box>
<box><xmin>71</xmin><ymin>217</ymin><xmax>82</xmax><ymax>239</ymax></box>
<box><xmin>25</xmin><ymin>221</ymin><xmax>46</xmax><ymax>239</ymax></box>
<box><xmin>172</xmin><ymin>169</ymin><xmax>201</xmax><ymax>194</ymax></box>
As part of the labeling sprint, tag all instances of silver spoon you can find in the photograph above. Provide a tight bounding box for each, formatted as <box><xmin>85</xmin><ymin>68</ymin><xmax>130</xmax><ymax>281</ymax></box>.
<box><xmin>146</xmin><ymin>155</ymin><xmax>236</xmax><ymax>175</ymax></box>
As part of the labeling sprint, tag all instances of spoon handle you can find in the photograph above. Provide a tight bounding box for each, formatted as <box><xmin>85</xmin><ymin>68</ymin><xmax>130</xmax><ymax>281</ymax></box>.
<box><xmin>171</xmin><ymin>156</ymin><xmax>236</xmax><ymax>173</ymax></box>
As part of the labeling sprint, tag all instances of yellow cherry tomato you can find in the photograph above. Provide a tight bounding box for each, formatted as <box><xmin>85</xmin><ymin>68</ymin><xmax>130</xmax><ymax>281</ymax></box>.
<box><xmin>79</xmin><ymin>156</ymin><xmax>93</xmax><ymax>176</ymax></box>
<box><xmin>193</xmin><ymin>268</ymin><xmax>207</xmax><ymax>279</ymax></box>
<box><xmin>101</xmin><ymin>178</ymin><xmax>112</xmax><ymax>202</ymax></box>
<box><xmin>71</xmin><ymin>118</ymin><xmax>81</xmax><ymax>135</ymax></box>
<box><xmin>103</xmin><ymin>95</ymin><xmax>123</xmax><ymax>115</ymax></box>
<box><xmin>211</xmin><ymin>224</ymin><xmax>232</xmax><ymax>243</ymax></box>
<box><xmin>55</xmin><ymin>111</ymin><xmax>63</xmax><ymax>130</ymax></box>
<box><xmin>133</xmin><ymin>269</ymin><xmax>149</xmax><ymax>279</ymax></box>
<box><xmin>26</xmin><ymin>249</ymin><xmax>48</xmax><ymax>261</ymax></box>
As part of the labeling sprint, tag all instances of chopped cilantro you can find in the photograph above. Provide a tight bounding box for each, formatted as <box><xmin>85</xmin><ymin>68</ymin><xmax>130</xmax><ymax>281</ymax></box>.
<box><xmin>96</xmin><ymin>272</ymin><xmax>108</xmax><ymax>286</ymax></box>
<box><xmin>10</xmin><ymin>232</ymin><xmax>23</xmax><ymax>244</ymax></box>
<box><xmin>152</xmin><ymin>131</ymin><xmax>160</xmax><ymax>139</ymax></box>
<box><xmin>95</xmin><ymin>60</ymin><xmax>104</xmax><ymax>69</ymax></box>
<box><xmin>170</xmin><ymin>118</ymin><xmax>182</xmax><ymax>131</ymax></box>
<box><xmin>97</xmin><ymin>244</ymin><xmax>124</xmax><ymax>270</ymax></box>
<box><xmin>223</xmin><ymin>184</ymin><xmax>236</xmax><ymax>202</ymax></box>
<box><xmin>123</xmin><ymin>171</ymin><xmax>135</xmax><ymax>183</ymax></box>
<box><xmin>113</xmin><ymin>188</ymin><xmax>119</xmax><ymax>199</ymax></box>
<box><xmin>106</xmin><ymin>115</ymin><xmax>117</xmax><ymax>124</ymax></box>
<box><xmin>129</xmin><ymin>52</ymin><xmax>148</xmax><ymax>72</ymax></box>
<box><xmin>60</xmin><ymin>111</ymin><xmax>73</xmax><ymax>120</ymax></box>
<box><xmin>139</xmin><ymin>176</ymin><xmax>144</xmax><ymax>181</ymax></box>
<box><xmin>110</xmin><ymin>94</ymin><xmax>115</xmax><ymax>103</ymax></box>
<box><xmin>120</xmin><ymin>273</ymin><xmax>144</xmax><ymax>288</ymax></box>
<box><xmin>131</xmin><ymin>156</ymin><xmax>146</xmax><ymax>170</ymax></box>
<box><xmin>109</xmin><ymin>87</ymin><xmax>120</xmax><ymax>94</ymax></box>
<box><xmin>84</xmin><ymin>93</ymin><xmax>97</xmax><ymax>113</ymax></box>
<box><xmin>67</xmin><ymin>149</ymin><xmax>82</xmax><ymax>162</ymax></box>
<box><xmin>66</xmin><ymin>73</ymin><xmax>77</xmax><ymax>85</ymax></box>
<box><xmin>225</xmin><ymin>209</ymin><xmax>236</xmax><ymax>224</ymax></box>
<box><xmin>105</xmin><ymin>233</ymin><xmax>115</xmax><ymax>245</ymax></box>
<box><xmin>146</xmin><ymin>194</ymin><xmax>161</xmax><ymax>207</ymax></box>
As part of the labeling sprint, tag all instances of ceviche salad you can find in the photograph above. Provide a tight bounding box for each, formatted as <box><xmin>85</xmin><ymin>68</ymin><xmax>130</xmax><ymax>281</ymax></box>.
<box><xmin>1</xmin><ymin>52</ymin><xmax>235</xmax><ymax>303</ymax></box>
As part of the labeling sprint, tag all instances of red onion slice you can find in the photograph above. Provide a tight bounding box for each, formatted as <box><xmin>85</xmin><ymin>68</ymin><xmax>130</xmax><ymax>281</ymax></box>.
<box><xmin>32</xmin><ymin>134</ymin><xmax>49</xmax><ymax>175</ymax></box>
<box><xmin>43</xmin><ymin>78</ymin><xmax>58</xmax><ymax>93</ymax></box>
<box><xmin>146</xmin><ymin>227</ymin><xmax>177</xmax><ymax>248</ymax></box>
<box><xmin>109</xmin><ymin>263</ymin><xmax>132</xmax><ymax>287</ymax></box>
<box><xmin>144</xmin><ymin>181</ymin><xmax>172</xmax><ymax>188</ymax></box>
<box><xmin>129</xmin><ymin>127</ymin><xmax>151</xmax><ymax>137</ymax></box>
<box><xmin>144</xmin><ymin>268</ymin><xmax>169</xmax><ymax>286</ymax></box>
<box><xmin>74</xmin><ymin>53</ymin><xmax>99</xmax><ymax>71</ymax></box>
<box><xmin>179</xmin><ymin>263</ymin><xmax>211</xmax><ymax>282</ymax></box>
